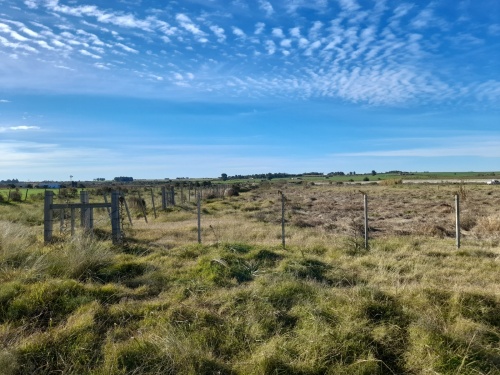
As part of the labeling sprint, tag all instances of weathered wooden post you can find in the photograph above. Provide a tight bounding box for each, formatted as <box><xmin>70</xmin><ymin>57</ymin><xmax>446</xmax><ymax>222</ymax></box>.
<box><xmin>25</xmin><ymin>189</ymin><xmax>29</xmax><ymax>201</ymax></box>
<box><xmin>197</xmin><ymin>192</ymin><xmax>202</xmax><ymax>244</ymax></box>
<box><xmin>455</xmin><ymin>194</ymin><xmax>460</xmax><ymax>249</ymax></box>
<box><xmin>280</xmin><ymin>191</ymin><xmax>286</xmax><ymax>249</ymax></box>
<box><xmin>103</xmin><ymin>192</ymin><xmax>111</xmax><ymax>217</ymax></box>
<box><xmin>161</xmin><ymin>186</ymin><xmax>167</xmax><ymax>210</ymax></box>
<box><xmin>111</xmin><ymin>191</ymin><xmax>121</xmax><ymax>244</ymax></box>
<box><xmin>80</xmin><ymin>190</ymin><xmax>90</xmax><ymax>229</ymax></box>
<box><xmin>60</xmin><ymin>208</ymin><xmax>64</xmax><ymax>233</ymax></box>
<box><xmin>121</xmin><ymin>193</ymin><xmax>133</xmax><ymax>226</ymax></box>
<box><xmin>170</xmin><ymin>186</ymin><xmax>175</xmax><ymax>205</ymax></box>
<box><xmin>44</xmin><ymin>190</ymin><xmax>54</xmax><ymax>243</ymax></box>
<box><xmin>150</xmin><ymin>188</ymin><xmax>157</xmax><ymax>218</ymax></box>
<box><xmin>137</xmin><ymin>191</ymin><xmax>148</xmax><ymax>223</ymax></box>
<box><xmin>70</xmin><ymin>208</ymin><xmax>76</xmax><ymax>236</ymax></box>
<box><xmin>364</xmin><ymin>194</ymin><xmax>369</xmax><ymax>250</ymax></box>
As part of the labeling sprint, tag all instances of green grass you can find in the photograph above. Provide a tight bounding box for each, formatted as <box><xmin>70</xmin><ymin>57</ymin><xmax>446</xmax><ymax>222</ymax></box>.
<box><xmin>0</xmin><ymin>183</ymin><xmax>499</xmax><ymax>374</ymax></box>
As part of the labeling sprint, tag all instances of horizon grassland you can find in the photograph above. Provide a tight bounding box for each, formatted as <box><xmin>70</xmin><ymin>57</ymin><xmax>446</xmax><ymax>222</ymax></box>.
<box><xmin>0</xmin><ymin>179</ymin><xmax>499</xmax><ymax>374</ymax></box>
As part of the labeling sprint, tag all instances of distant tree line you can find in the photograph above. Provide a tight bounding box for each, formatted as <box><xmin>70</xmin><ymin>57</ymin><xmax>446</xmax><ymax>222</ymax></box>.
<box><xmin>114</xmin><ymin>177</ymin><xmax>134</xmax><ymax>182</ymax></box>
<box><xmin>221</xmin><ymin>172</ymin><xmax>339</xmax><ymax>180</ymax></box>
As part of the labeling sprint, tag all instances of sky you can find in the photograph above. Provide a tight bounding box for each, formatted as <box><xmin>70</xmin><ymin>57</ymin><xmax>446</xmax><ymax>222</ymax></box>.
<box><xmin>0</xmin><ymin>0</ymin><xmax>499</xmax><ymax>181</ymax></box>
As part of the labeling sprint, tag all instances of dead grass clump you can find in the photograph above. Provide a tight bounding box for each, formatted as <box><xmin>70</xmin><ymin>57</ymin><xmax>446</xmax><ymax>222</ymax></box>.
<box><xmin>379</xmin><ymin>178</ymin><xmax>403</xmax><ymax>186</ymax></box>
<box><xmin>474</xmin><ymin>215</ymin><xmax>500</xmax><ymax>235</ymax></box>
<box><xmin>414</xmin><ymin>223</ymin><xmax>452</xmax><ymax>238</ymax></box>
<box><xmin>455</xmin><ymin>183</ymin><xmax>469</xmax><ymax>202</ymax></box>
<box><xmin>459</xmin><ymin>213</ymin><xmax>477</xmax><ymax>231</ymax></box>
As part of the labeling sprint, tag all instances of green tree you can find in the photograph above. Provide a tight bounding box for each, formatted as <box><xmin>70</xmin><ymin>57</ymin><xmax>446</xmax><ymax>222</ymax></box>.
<box><xmin>221</xmin><ymin>173</ymin><xmax>228</xmax><ymax>181</ymax></box>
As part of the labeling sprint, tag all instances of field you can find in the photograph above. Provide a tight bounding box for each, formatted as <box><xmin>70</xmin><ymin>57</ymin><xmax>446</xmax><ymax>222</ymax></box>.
<box><xmin>0</xmin><ymin>181</ymin><xmax>499</xmax><ymax>374</ymax></box>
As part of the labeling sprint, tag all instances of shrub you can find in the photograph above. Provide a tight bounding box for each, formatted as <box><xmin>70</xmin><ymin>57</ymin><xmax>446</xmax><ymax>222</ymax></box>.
<box><xmin>10</xmin><ymin>189</ymin><xmax>22</xmax><ymax>202</ymax></box>
<box><xmin>379</xmin><ymin>178</ymin><xmax>403</xmax><ymax>186</ymax></box>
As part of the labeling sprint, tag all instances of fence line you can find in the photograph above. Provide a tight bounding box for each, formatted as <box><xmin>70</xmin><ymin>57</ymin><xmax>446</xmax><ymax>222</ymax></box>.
<box><xmin>39</xmin><ymin>185</ymin><xmax>482</xmax><ymax>250</ymax></box>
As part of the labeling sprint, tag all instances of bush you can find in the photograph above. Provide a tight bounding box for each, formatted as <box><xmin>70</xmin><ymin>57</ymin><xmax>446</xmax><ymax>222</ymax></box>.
<box><xmin>10</xmin><ymin>189</ymin><xmax>22</xmax><ymax>202</ymax></box>
<box><xmin>379</xmin><ymin>178</ymin><xmax>403</xmax><ymax>186</ymax></box>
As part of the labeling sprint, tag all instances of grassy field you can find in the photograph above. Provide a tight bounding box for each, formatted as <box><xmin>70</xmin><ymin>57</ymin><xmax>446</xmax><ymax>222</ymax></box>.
<box><xmin>0</xmin><ymin>182</ymin><xmax>499</xmax><ymax>374</ymax></box>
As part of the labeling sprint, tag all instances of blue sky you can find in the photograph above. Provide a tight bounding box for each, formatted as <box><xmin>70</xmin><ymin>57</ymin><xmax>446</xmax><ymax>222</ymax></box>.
<box><xmin>0</xmin><ymin>0</ymin><xmax>499</xmax><ymax>181</ymax></box>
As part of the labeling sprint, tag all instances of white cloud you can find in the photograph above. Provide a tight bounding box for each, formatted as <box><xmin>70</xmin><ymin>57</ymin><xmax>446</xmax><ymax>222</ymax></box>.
<box><xmin>290</xmin><ymin>27</ymin><xmax>301</xmax><ymax>38</ymax></box>
<box><xmin>272</xmin><ymin>28</ymin><xmax>284</xmax><ymax>38</ymax></box>
<box><xmin>210</xmin><ymin>25</ymin><xmax>226</xmax><ymax>42</ymax></box>
<box><xmin>338</xmin><ymin>0</ymin><xmax>360</xmax><ymax>12</ymax></box>
<box><xmin>45</xmin><ymin>1</ymin><xmax>154</xmax><ymax>30</ymax></box>
<box><xmin>79</xmin><ymin>49</ymin><xmax>101</xmax><ymax>59</ymax></box>
<box><xmin>115</xmin><ymin>42</ymin><xmax>138</xmax><ymax>53</ymax></box>
<box><xmin>265</xmin><ymin>40</ymin><xmax>276</xmax><ymax>55</ymax></box>
<box><xmin>20</xmin><ymin>26</ymin><xmax>39</xmax><ymax>38</ymax></box>
<box><xmin>298</xmin><ymin>37</ymin><xmax>309</xmax><ymax>48</ymax></box>
<box><xmin>258</xmin><ymin>0</ymin><xmax>274</xmax><ymax>17</ymax></box>
<box><xmin>24</xmin><ymin>0</ymin><xmax>38</xmax><ymax>9</ymax></box>
<box><xmin>0</xmin><ymin>126</ymin><xmax>40</xmax><ymax>133</ymax></box>
<box><xmin>255</xmin><ymin>22</ymin><xmax>265</xmax><ymax>35</ymax></box>
<box><xmin>232</xmin><ymin>27</ymin><xmax>246</xmax><ymax>38</ymax></box>
<box><xmin>334</xmin><ymin>139</ymin><xmax>500</xmax><ymax>158</ymax></box>
<box><xmin>94</xmin><ymin>62</ymin><xmax>110</xmax><ymax>70</ymax></box>
<box><xmin>0</xmin><ymin>99</ymin><xmax>10</xmax><ymax>103</ymax></box>
<box><xmin>176</xmin><ymin>13</ymin><xmax>205</xmax><ymax>37</ymax></box>
<box><xmin>280</xmin><ymin>39</ymin><xmax>292</xmax><ymax>48</ymax></box>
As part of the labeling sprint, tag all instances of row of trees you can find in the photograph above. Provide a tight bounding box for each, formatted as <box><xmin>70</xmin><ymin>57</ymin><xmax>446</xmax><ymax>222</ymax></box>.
<box><xmin>220</xmin><ymin>171</ymin><xmax>380</xmax><ymax>180</ymax></box>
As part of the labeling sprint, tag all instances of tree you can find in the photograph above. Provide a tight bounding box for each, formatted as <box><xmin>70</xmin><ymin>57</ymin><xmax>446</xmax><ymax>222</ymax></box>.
<box><xmin>221</xmin><ymin>173</ymin><xmax>228</xmax><ymax>181</ymax></box>
<box><xmin>371</xmin><ymin>170</ymin><xmax>377</xmax><ymax>176</ymax></box>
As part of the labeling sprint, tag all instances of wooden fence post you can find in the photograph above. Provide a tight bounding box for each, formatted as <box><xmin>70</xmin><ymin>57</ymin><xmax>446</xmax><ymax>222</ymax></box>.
<box><xmin>455</xmin><ymin>194</ymin><xmax>460</xmax><ymax>249</ymax></box>
<box><xmin>80</xmin><ymin>190</ymin><xmax>90</xmax><ymax>229</ymax></box>
<box><xmin>103</xmin><ymin>192</ymin><xmax>111</xmax><ymax>217</ymax></box>
<box><xmin>70</xmin><ymin>208</ymin><xmax>75</xmax><ymax>236</ymax></box>
<box><xmin>150</xmin><ymin>188</ymin><xmax>157</xmax><ymax>218</ymax></box>
<box><xmin>44</xmin><ymin>190</ymin><xmax>54</xmax><ymax>243</ymax></box>
<box><xmin>197</xmin><ymin>192</ymin><xmax>201</xmax><ymax>244</ymax></box>
<box><xmin>121</xmin><ymin>193</ymin><xmax>133</xmax><ymax>226</ymax></box>
<box><xmin>137</xmin><ymin>191</ymin><xmax>148</xmax><ymax>223</ymax></box>
<box><xmin>170</xmin><ymin>186</ymin><xmax>175</xmax><ymax>205</ymax></box>
<box><xmin>111</xmin><ymin>191</ymin><xmax>121</xmax><ymax>244</ymax></box>
<box><xmin>161</xmin><ymin>186</ymin><xmax>167</xmax><ymax>210</ymax></box>
<box><xmin>281</xmin><ymin>192</ymin><xmax>286</xmax><ymax>249</ymax></box>
<box><xmin>364</xmin><ymin>194</ymin><xmax>369</xmax><ymax>250</ymax></box>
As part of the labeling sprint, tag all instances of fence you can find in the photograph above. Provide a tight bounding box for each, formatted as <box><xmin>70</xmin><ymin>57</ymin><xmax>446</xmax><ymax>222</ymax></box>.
<box><xmin>40</xmin><ymin>183</ymin><xmax>491</xmax><ymax>250</ymax></box>
<box><xmin>44</xmin><ymin>190</ymin><xmax>121</xmax><ymax>244</ymax></box>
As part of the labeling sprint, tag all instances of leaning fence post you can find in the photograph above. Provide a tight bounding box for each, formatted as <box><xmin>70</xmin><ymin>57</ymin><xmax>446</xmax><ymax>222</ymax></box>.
<box><xmin>197</xmin><ymin>192</ymin><xmax>202</xmax><ymax>244</ymax></box>
<box><xmin>111</xmin><ymin>191</ymin><xmax>121</xmax><ymax>244</ymax></box>
<box><xmin>44</xmin><ymin>190</ymin><xmax>54</xmax><ymax>243</ymax></box>
<box><xmin>455</xmin><ymin>194</ymin><xmax>460</xmax><ymax>249</ymax></box>
<box><xmin>364</xmin><ymin>194</ymin><xmax>369</xmax><ymax>250</ymax></box>
<box><xmin>121</xmin><ymin>193</ymin><xmax>133</xmax><ymax>226</ymax></box>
